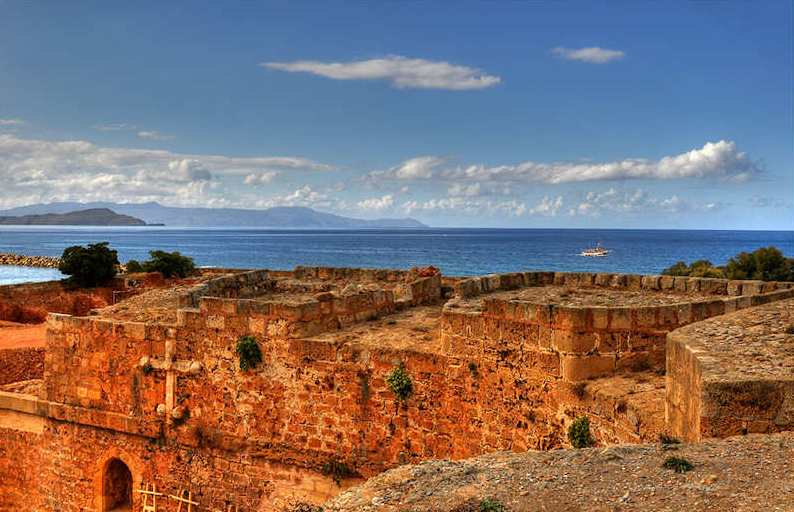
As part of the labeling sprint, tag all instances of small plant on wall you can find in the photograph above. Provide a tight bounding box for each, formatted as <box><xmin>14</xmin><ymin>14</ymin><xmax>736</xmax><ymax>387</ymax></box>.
<box><xmin>386</xmin><ymin>361</ymin><xmax>413</xmax><ymax>402</ymax></box>
<box><xmin>567</xmin><ymin>416</ymin><xmax>595</xmax><ymax>448</ymax></box>
<box><xmin>236</xmin><ymin>335</ymin><xmax>262</xmax><ymax>371</ymax></box>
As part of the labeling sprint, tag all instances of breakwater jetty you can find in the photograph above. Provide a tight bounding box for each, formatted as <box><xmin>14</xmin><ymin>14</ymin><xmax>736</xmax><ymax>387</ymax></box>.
<box><xmin>0</xmin><ymin>253</ymin><xmax>60</xmax><ymax>268</ymax></box>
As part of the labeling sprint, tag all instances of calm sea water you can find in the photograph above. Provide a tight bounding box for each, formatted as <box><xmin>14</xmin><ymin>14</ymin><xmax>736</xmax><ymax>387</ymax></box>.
<box><xmin>0</xmin><ymin>227</ymin><xmax>791</xmax><ymax>284</ymax></box>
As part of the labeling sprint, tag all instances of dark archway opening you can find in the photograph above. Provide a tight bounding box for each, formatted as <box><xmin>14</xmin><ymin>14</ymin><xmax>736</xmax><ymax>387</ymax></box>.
<box><xmin>103</xmin><ymin>458</ymin><xmax>133</xmax><ymax>511</ymax></box>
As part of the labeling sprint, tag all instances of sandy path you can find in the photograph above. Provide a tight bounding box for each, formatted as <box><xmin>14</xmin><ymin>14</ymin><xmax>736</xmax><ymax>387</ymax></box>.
<box><xmin>0</xmin><ymin>321</ymin><xmax>46</xmax><ymax>349</ymax></box>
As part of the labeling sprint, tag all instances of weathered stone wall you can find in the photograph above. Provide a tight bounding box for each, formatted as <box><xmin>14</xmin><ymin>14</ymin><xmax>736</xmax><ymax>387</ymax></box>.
<box><xmin>667</xmin><ymin>297</ymin><xmax>794</xmax><ymax>442</ymax></box>
<box><xmin>0</xmin><ymin>426</ymin><xmax>44</xmax><ymax>510</ymax></box>
<box><xmin>0</xmin><ymin>347</ymin><xmax>44</xmax><ymax>385</ymax></box>
<box><xmin>0</xmin><ymin>280</ymin><xmax>118</xmax><ymax>323</ymax></box>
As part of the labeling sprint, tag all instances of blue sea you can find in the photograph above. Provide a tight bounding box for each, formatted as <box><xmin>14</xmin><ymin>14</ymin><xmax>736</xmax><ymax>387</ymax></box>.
<box><xmin>0</xmin><ymin>227</ymin><xmax>791</xmax><ymax>285</ymax></box>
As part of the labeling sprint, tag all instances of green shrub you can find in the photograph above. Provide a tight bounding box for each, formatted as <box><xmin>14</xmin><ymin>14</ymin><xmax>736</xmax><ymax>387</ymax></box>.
<box><xmin>659</xmin><ymin>433</ymin><xmax>681</xmax><ymax>445</ymax></box>
<box><xmin>479</xmin><ymin>498</ymin><xmax>505</xmax><ymax>512</ymax></box>
<box><xmin>125</xmin><ymin>260</ymin><xmax>144</xmax><ymax>273</ymax></box>
<box><xmin>567</xmin><ymin>416</ymin><xmax>594</xmax><ymax>448</ymax></box>
<box><xmin>386</xmin><ymin>362</ymin><xmax>413</xmax><ymax>402</ymax></box>
<box><xmin>662</xmin><ymin>247</ymin><xmax>794</xmax><ymax>282</ymax></box>
<box><xmin>236</xmin><ymin>335</ymin><xmax>262</xmax><ymax>371</ymax></box>
<box><xmin>140</xmin><ymin>250</ymin><xmax>196</xmax><ymax>278</ymax></box>
<box><xmin>58</xmin><ymin>242</ymin><xmax>119</xmax><ymax>287</ymax></box>
<box><xmin>663</xmin><ymin>456</ymin><xmax>694</xmax><ymax>473</ymax></box>
<box><xmin>661</xmin><ymin>261</ymin><xmax>691</xmax><ymax>277</ymax></box>
<box><xmin>725</xmin><ymin>246</ymin><xmax>794</xmax><ymax>281</ymax></box>
<box><xmin>661</xmin><ymin>259</ymin><xmax>724</xmax><ymax>278</ymax></box>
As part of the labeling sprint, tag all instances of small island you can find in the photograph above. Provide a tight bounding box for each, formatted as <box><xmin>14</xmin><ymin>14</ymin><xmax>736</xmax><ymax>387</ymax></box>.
<box><xmin>0</xmin><ymin>208</ymin><xmax>151</xmax><ymax>226</ymax></box>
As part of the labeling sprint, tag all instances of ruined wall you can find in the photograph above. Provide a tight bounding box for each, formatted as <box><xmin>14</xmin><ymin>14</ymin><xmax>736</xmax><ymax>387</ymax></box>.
<box><xmin>667</xmin><ymin>297</ymin><xmax>794</xmax><ymax>442</ymax></box>
<box><xmin>0</xmin><ymin>347</ymin><xmax>44</xmax><ymax>385</ymax></box>
<box><xmin>0</xmin><ymin>280</ymin><xmax>118</xmax><ymax>323</ymax></box>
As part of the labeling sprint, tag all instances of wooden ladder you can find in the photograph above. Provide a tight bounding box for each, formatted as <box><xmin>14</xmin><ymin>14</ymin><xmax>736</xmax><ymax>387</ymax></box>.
<box><xmin>170</xmin><ymin>489</ymin><xmax>199</xmax><ymax>512</ymax></box>
<box><xmin>135</xmin><ymin>482</ymin><xmax>163</xmax><ymax>512</ymax></box>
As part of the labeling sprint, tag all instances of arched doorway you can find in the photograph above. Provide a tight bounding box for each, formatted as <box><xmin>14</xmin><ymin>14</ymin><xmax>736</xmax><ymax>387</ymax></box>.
<box><xmin>102</xmin><ymin>458</ymin><xmax>133</xmax><ymax>511</ymax></box>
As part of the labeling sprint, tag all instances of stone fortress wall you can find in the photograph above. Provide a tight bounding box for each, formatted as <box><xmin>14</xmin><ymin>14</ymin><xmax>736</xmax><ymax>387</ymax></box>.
<box><xmin>0</xmin><ymin>266</ymin><xmax>792</xmax><ymax>510</ymax></box>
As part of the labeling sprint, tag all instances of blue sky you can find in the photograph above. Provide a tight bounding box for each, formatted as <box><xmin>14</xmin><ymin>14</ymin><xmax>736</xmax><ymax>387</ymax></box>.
<box><xmin>0</xmin><ymin>0</ymin><xmax>791</xmax><ymax>229</ymax></box>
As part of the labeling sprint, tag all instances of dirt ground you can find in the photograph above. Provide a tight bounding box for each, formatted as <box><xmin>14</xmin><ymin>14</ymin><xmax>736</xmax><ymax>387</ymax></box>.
<box><xmin>0</xmin><ymin>321</ymin><xmax>46</xmax><ymax>349</ymax></box>
<box><xmin>324</xmin><ymin>432</ymin><xmax>794</xmax><ymax>512</ymax></box>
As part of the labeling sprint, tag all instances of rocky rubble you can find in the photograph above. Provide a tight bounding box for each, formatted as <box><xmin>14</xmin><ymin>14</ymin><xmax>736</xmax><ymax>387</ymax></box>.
<box><xmin>323</xmin><ymin>433</ymin><xmax>794</xmax><ymax>512</ymax></box>
<box><xmin>0</xmin><ymin>253</ymin><xmax>60</xmax><ymax>268</ymax></box>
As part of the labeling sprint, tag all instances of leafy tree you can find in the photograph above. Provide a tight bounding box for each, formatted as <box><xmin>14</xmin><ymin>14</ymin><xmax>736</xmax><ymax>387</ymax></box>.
<box><xmin>125</xmin><ymin>260</ymin><xmax>144</xmax><ymax>273</ymax></box>
<box><xmin>58</xmin><ymin>242</ymin><xmax>119</xmax><ymax>287</ymax></box>
<box><xmin>140</xmin><ymin>250</ymin><xmax>196</xmax><ymax>278</ymax></box>
<box><xmin>661</xmin><ymin>261</ymin><xmax>690</xmax><ymax>277</ymax></box>
<box><xmin>725</xmin><ymin>246</ymin><xmax>793</xmax><ymax>281</ymax></box>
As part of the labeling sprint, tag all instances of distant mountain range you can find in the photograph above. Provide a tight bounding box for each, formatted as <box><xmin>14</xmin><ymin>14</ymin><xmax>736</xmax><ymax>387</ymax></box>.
<box><xmin>0</xmin><ymin>208</ymin><xmax>148</xmax><ymax>226</ymax></box>
<box><xmin>0</xmin><ymin>202</ymin><xmax>428</xmax><ymax>228</ymax></box>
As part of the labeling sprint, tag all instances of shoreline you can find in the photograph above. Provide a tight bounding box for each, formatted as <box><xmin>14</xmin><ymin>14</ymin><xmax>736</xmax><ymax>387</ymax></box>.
<box><xmin>0</xmin><ymin>253</ymin><xmax>61</xmax><ymax>269</ymax></box>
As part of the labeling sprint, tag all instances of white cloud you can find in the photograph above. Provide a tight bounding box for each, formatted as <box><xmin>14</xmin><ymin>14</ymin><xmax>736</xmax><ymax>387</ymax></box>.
<box><xmin>568</xmin><ymin>188</ymin><xmax>724</xmax><ymax>217</ymax></box>
<box><xmin>94</xmin><ymin>123</ymin><xmax>136</xmax><ymax>131</ymax></box>
<box><xmin>262</xmin><ymin>56</ymin><xmax>501</xmax><ymax>90</ymax></box>
<box><xmin>167</xmin><ymin>159</ymin><xmax>212</xmax><ymax>181</ymax></box>
<box><xmin>244</xmin><ymin>171</ymin><xmax>279</xmax><ymax>186</ymax></box>
<box><xmin>397</xmin><ymin>141</ymin><xmax>757</xmax><ymax>184</ymax></box>
<box><xmin>447</xmin><ymin>182</ymin><xmax>513</xmax><ymax>197</ymax></box>
<box><xmin>357</xmin><ymin>194</ymin><xmax>394</xmax><ymax>212</ymax></box>
<box><xmin>137</xmin><ymin>130</ymin><xmax>175</xmax><ymax>141</ymax></box>
<box><xmin>401</xmin><ymin>197</ymin><xmax>528</xmax><ymax>218</ymax></box>
<box><xmin>0</xmin><ymin>134</ymin><xmax>334</xmax><ymax>208</ymax></box>
<box><xmin>528</xmin><ymin>196</ymin><xmax>563</xmax><ymax>216</ymax></box>
<box><xmin>253</xmin><ymin>185</ymin><xmax>342</xmax><ymax>211</ymax></box>
<box><xmin>0</xmin><ymin>118</ymin><xmax>26</xmax><ymax>127</ymax></box>
<box><xmin>373</xmin><ymin>156</ymin><xmax>446</xmax><ymax>180</ymax></box>
<box><xmin>552</xmin><ymin>46</ymin><xmax>625</xmax><ymax>64</ymax></box>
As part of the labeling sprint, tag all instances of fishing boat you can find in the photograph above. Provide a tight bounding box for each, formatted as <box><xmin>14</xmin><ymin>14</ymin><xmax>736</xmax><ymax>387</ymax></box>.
<box><xmin>580</xmin><ymin>242</ymin><xmax>610</xmax><ymax>257</ymax></box>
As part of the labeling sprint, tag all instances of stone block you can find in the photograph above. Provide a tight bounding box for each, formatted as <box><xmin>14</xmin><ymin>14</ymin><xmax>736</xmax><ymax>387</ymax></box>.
<box><xmin>561</xmin><ymin>354</ymin><xmax>615</xmax><ymax>381</ymax></box>
<box><xmin>727</xmin><ymin>280</ymin><xmax>743</xmax><ymax>296</ymax></box>
<box><xmin>609</xmin><ymin>308</ymin><xmax>632</xmax><ymax>330</ymax></box>
<box><xmin>591</xmin><ymin>307</ymin><xmax>608</xmax><ymax>330</ymax></box>
<box><xmin>740</xmin><ymin>280</ymin><xmax>765</xmax><ymax>296</ymax></box>
<box><xmin>641</xmin><ymin>275</ymin><xmax>661</xmax><ymax>290</ymax></box>
<box><xmin>659</xmin><ymin>275</ymin><xmax>675</xmax><ymax>290</ymax></box>
<box><xmin>552</xmin><ymin>331</ymin><xmax>597</xmax><ymax>353</ymax></box>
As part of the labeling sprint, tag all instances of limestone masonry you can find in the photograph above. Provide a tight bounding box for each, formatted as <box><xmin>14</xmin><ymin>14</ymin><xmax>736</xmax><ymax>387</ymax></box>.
<box><xmin>0</xmin><ymin>265</ymin><xmax>792</xmax><ymax>511</ymax></box>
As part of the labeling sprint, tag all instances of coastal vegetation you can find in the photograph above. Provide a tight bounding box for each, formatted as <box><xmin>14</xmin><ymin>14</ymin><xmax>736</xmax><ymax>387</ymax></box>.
<box><xmin>662</xmin><ymin>246</ymin><xmax>794</xmax><ymax>281</ymax></box>
<box><xmin>58</xmin><ymin>242</ymin><xmax>119</xmax><ymax>287</ymax></box>
<box><xmin>126</xmin><ymin>250</ymin><xmax>196</xmax><ymax>278</ymax></box>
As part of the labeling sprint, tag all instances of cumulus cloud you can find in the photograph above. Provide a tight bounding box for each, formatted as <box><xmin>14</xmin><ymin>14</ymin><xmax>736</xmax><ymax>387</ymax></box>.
<box><xmin>552</xmin><ymin>46</ymin><xmax>625</xmax><ymax>64</ymax></box>
<box><xmin>137</xmin><ymin>130</ymin><xmax>174</xmax><ymax>141</ymax></box>
<box><xmin>568</xmin><ymin>188</ymin><xmax>725</xmax><ymax>217</ymax></box>
<box><xmin>392</xmin><ymin>141</ymin><xmax>758</xmax><ymax>184</ymax></box>
<box><xmin>244</xmin><ymin>171</ymin><xmax>279</xmax><ymax>186</ymax></box>
<box><xmin>402</xmin><ymin>197</ymin><xmax>531</xmax><ymax>218</ymax></box>
<box><xmin>0</xmin><ymin>134</ymin><xmax>334</xmax><ymax>208</ymax></box>
<box><xmin>371</xmin><ymin>156</ymin><xmax>446</xmax><ymax>181</ymax></box>
<box><xmin>357</xmin><ymin>194</ymin><xmax>394</xmax><ymax>212</ymax></box>
<box><xmin>0</xmin><ymin>118</ymin><xmax>26</xmax><ymax>127</ymax></box>
<box><xmin>447</xmin><ymin>182</ymin><xmax>512</xmax><ymax>197</ymax></box>
<box><xmin>262</xmin><ymin>56</ymin><xmax>501</xmax><ymax>90</ymax></box>
<box><xmin>168</xmin><ymin>159</ymin><xmax>212</xmax><ymax>181</ymax></box>
<box><xmin>528</xmin><ymin>196</ymin><xmax>563</xmax><ymax>216</ymax></box>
